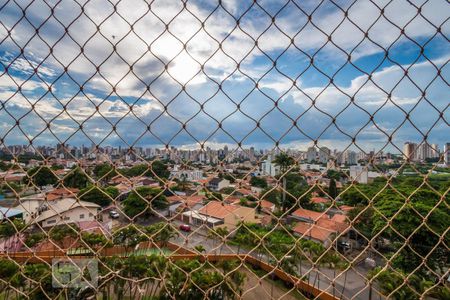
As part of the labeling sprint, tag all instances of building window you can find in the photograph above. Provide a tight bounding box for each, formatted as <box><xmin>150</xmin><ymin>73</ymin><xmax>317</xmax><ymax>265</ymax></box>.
<box><xmin>47</xmin><ymin>220</ymin><xmax>56</xmax><ymax>224</ymax></box>
<box><xmin>64</xmin><ymin>216</ymin><xmax>70</xmax><ymax>220</ymax></box>
<box><xmin>80</xmin><ymin>214</ymin><xmax>85</xmax><ymax>219</ymax></box>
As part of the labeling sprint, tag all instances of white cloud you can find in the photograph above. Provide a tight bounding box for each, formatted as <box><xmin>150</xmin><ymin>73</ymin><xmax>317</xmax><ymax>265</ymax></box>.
<box><xmin>0</xmin><ymin>0</ymin><xmax>447</xmax><ymax>149</ymax></box>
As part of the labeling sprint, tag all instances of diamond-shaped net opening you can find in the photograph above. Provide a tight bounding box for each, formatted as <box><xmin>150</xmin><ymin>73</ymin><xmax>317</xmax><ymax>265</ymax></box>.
<box><xmin>0</xmin><ymin>0</ymin><xmax>448</xmax><ymax>299</ymax></box>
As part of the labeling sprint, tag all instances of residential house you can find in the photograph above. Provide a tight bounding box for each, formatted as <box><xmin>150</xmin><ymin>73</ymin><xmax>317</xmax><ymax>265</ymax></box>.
<box><xmin>293</xmin><ymin>216</ymin><xmax>350</xmax><ymax>247</ymax></box>
<box><xmin>311</xmin><ymin>197</ymin><xmax>330</xmax><ymax>209</ymax></box>
<box><xmin>182</xmin><ymin>201</ymin><xmax>257</xmax><ymax>229</ymax></box>
<box><xmin>18</xmin><ymin>188</ymin><xmax>79</xmax><ymax>223</ymax></box>
<box><xmin>293</xmin><ymin>222</ymin><xmax>336</xmax><ymax>247</ymax></box>
<box><xmin>259</xmin><ymin>200</ymin><xmax>276</xmax><ymax>214</ymax></box>
<box><xmin>170</xmin><ymin>168</ymin><xmax>203</xmax><ymax>181</ymax></box>
<box><xmin>206</xmin><ymin>177</ymin><xmax>230</xmax><ymax>191</ymax></box>
<box><xmin>291</xmin><ymin>207</ymin><xmax>350</xmax><ymax>247</ymax></box>
<box><xmin>33</xmin><ymin>198</ymin><xmax>101</xmax><ymax>228</ymax></box>
<box><xmin>291</xmin><ymin>208</ymin><xmax>327</xmax><ymax>223</ymax></box>
<box><xmin>166</xmin><ymin>195</ymin><xmax>205</xmax><ymax>217</ymax></box>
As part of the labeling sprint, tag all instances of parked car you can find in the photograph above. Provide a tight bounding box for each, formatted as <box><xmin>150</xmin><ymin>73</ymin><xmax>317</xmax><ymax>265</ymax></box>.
<box><xmin>337</xmin><ymin>241</ymin><xmax>351</xmax><ymax>253</ymax></box>
<box><xmin>179</xmin><ymin>224</ymin><xmax>191</xmax><ymax>232</ymax></box>
<box><xmin>109</xmin><ymin>210</ymin><xmax>120</xmax><ymax>219</ymax></box>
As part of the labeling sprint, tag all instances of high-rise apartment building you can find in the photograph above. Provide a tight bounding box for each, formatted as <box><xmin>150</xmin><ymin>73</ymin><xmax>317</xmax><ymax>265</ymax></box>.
<box><xmin>403</xmin><ymin>142</ymin><xmax>417</xmax><ymax>161</ymax></box>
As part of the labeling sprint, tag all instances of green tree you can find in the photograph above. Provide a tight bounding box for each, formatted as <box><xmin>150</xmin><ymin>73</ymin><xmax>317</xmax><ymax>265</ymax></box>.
<box><xmin>194</xmin><ymin>245</ymin><xmax>206</xmax><ymax>253</ymax></box>
<box><xmin>113</xmin><ymin>225</ymin><xmax>143</xmax><ymax>253</ymax></box>
<box><xmin>81</xmin><ymin>232</ymin><xmax>111</xmax><ymax>249</ymax></box>
<box><xmin>24</xmin><ymin>232</ymin><xmax>45</xmax><ymax>248</ymax></box>
<box><xmin>120</xmin><ymin>161</ymin><xmax>169</xmax><ymax>181</ymax></box>
<box><xmin>209</xmin><ymin>227</ymin><xmax>229</xmax><ymax>254</ymax></box>
<box><xmin>274</xmin><ymin>153</ymin><xmax>295</xmax><ymax>212</ymax></box>
<box><xmin>1</xmin><ymin>182</ymin><xmax>22</xmax><ymax>194</ymax></box>
<box><xmin>149</xmin><ymin>160</ymin><xmax>170</xmax><ymax>179</ymax></box>
<box><xmin>63</xmin><ymin>167</ymin><xmax>90</xmax><ymax>188</ymax></box>
<box><xmin>24</xmin><ymin>263</ymin><xmax>57</xmax><ymax>300</ymax></box>
<box><xmin>0</xmin><ymin>219</ymin><xmax>26</xmax><ymax>238</ymax></box>
<box><xmin>78</xmin><ymin>186</ymin><xmax>114</xmax><ymax>207</ymax></box>
<box><xmin>105</xmin><ymin>186</ymin><xmax>119</xmax><ymax>199</ymax></box>
<box><xmin>250</xmin><ymin>176</ymin><xmax>268</xmax><ymax>188</ymax></box>
<box><xmin>328</xmin><ymin>178</ymin><xmax>337</xmax><ymax>199</ymax></box>
<box><xmin>49</xmin><ymin>224</ymin><xmax>79</xmax><ymax>246</ymax></box>
<box><xmin>222</xmin><ymin>173</ymin><xmax>236</xmax><ymax>183</ymax></box>
<box><xmin>27</xmin><ymin>166</ymin><xmax>58</xmax><ymax>187</ymax></box>
<box><xmin>206</xmin><ymin>191</ymin><xmax>223</xmax><ymax>201</ymax></box>
<box><xmin>369</xmin><ymin>268</ymin><xmax>434</xmax><ymax>300</ymax></box>
<box><xmin>260</xmin><ymin>187</ymin><xmax>280</xmax><ymax>207</ymax></box>
<box><xmin>123</xmin><ymin>187</ymin><xmax>168</xmax><ymax>218</ymax></box>
<box><xmin>161</xmin><ymin>259</ymin><xmax>246</xmax><ymax>300</ymax></box>
<box><xmin>0</xmin><ymin>259</ymin><xmax>19</xmax><ymax>280</ymax></box>
<box><xmin>93</xmin><ymin>163</ymin><xmax>117</xmax><ymax>181</ymax></box>
<box><xmin>143</xmin><ymin>222</ymin><xmax>178</xmax><ymax>247</ymax></box>
<box><xmin>340</xmin><ymin>185</ymin><xmax>371</xmax><ymax>206</ymax></box>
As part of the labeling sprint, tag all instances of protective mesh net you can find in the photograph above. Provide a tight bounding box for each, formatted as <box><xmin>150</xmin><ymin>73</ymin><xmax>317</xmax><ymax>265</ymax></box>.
<box><xmin>0</xmin><ymin>0</ymin><xmax>448</xmax><ymax>299</ymax></box>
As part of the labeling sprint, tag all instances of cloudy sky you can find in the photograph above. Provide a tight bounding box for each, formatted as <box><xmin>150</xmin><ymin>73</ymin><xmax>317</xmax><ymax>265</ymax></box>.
<box><xmin>0</xmin><ymin>0</ymin><xmax>448</xmax><ymax>153</ymax></box>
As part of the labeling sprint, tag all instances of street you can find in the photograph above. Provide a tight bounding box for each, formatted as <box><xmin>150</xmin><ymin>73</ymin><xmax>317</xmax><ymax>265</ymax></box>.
<box><xmin>170</xmin><ymin>221</ymin><xmax>386</xmax><ymax>300</ymax></box>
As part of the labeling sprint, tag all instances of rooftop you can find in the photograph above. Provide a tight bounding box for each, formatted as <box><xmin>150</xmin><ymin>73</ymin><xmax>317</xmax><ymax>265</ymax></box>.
<box><xmin>33</xmin><ymin>198</ymin><xmax>100</xmax><ymax>224</ymax></box>
<box><xmin>311</xmin><ymin>197</ymin><xmax>330</xmax><ymax>204</ymax></box>
<box><xmin>0</xmin><ymin>206</ymin><xmax>23</xmax><ymax>220</ymax></box>
<box><xmin>293</xmin><ymin>222</ymin><xmax>335</xmax><ymax>242</ymax></box>
<box><xmin>292</xmin><ymin>208</ymin><xmax>328</xmax><ymax>222</ymax></box>
<box><xmin>199</xmin><ymin>201</ymin><xmax>239</xmax><ymax>219</ymax></box>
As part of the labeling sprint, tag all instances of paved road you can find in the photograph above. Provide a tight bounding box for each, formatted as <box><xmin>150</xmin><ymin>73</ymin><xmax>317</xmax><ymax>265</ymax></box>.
<box><xmin>170</xmin><ymin>222</ymin><xmax>385</xmax><ymax>300</ymax></box>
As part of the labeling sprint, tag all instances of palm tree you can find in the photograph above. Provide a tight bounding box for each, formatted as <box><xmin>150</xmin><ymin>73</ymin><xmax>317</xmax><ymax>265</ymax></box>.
<box><xmin>294</xmin><ymin>242</ymin><xmax>306</xmax><ymax>278</ymax></box>
<box><xmin>178</xmin><ymin>173</ymin><xmax>189</xmax><ymax>191</ymax></box>
<box><xmin>155</xmin><ymin>224</ymin><xmax>179</xmax><ymax>247</ymax></box>
<box><xmin>273</xmin><ymin>153</ymin><xmax>294</xmax><ymax>212</ymax></box>
<box><xmin>144</xmin><ymin>222</ymin><xmax>179</xmax><ymax>248</ymax></box>
<box><xmin>212</xmin><ymin>226</ymin><xmax>229</xmax><ymax>254</ymax></box>
<box><xmin>194</xmin><ymin>245</ymin><xmax>206</xmax><ymax>253</ymax></box>
<box><xmin>216</xmin><ymin>260</ymin><xmax>247</xmax><ymax>299</ymax></box>
<box><xmin>208</xmin><ymin>227</ymin><xmax>230</xmax><ymax>254</ymax></box>
<box><xmin>145</xmin><ymin>255</ymin><xmax>167</xmax><ymax>298</ymax></box>
<box><xmin>234</xmin><ymin>234</ymin><xmax>246</xmax><ymax>255</ymax></box>
<box><xmin>112</xmin><ymin>225</ymin><xmax>142</xmax><ymax>254</ymax></box>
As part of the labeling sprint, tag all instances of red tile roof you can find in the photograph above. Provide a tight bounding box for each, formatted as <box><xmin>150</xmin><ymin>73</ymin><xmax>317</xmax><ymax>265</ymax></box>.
<box><xmin>235</xmin><ymin>188</ymin><xmax>252</xmax><ymax>196</ymax></box>
<box><xmin>292</xmin><ymin>208</ymin><xmax>327</xmax><ymax>222</ymax></box>
<box><xmin>199</xmin><ymin>201</ymin><xmax>239</xmax><ymax>219</ymax></box>
<box><xmin>316</xmin><ymin>218</ymin><xmax>349</xmax><ymax>233</ymax></box>
<box><xmin>46</xmin><ymin>188</ymin><xmax>79</xmax><ymax>201</ymax></box>
<box><xmin>339</xmin><ymin>205</ymin><xmax>355</xmax><ymax>213</ymax></box>
<box><xmin>311</xmin><ymin>197</ymin><xmax>330</xmax><ymax>204</ymax></box>
<box><xmin>331</xmin><ymin>214</ymin><xmax>348</xmax><ymax>223</ymax></box>
<box><xmin>223</xmin><ymin>196</ymin><xmax>241</xmax><ymax>204</ymax></box>
<box><xmin>260</xmin><ymin>200</ymin><xmax>275</xmax><ymax>209</ymax></box>
<box><xmin>293</xmin><ymin>222</ymin><xmax>335</xmax><ymax>242</ymax></box>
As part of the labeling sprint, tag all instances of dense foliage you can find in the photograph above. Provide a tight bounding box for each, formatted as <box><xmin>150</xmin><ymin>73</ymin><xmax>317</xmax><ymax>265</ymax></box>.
<box><xmin>250</xmin><ymin>176</ymin><xmax>267</xmax><ymax>188</ymax></box>
<box><xmin>63</xmin><ymin>167</ymin><xmax>90</xmax><ymax>188</ymax></box>
<box><xmin>118</xmin><ymin>161</ymin><xmax>170</xmax><ymax>180</ymax></box>
<box><xmin>122</xmin><ymin>187</ymin><xmax>168</xmax><ymax>218</ymax></box>
<box><xmin>231</xmin><ymin>223</ymin><xmax>346</xmax><ymax>272</ymax></box>
<box><xmin>26</xmin><ymin>166</ymin><xmax>58</xmax><ymax>187</ymax></box>
<box><xmin>78</xmin><ymin>186</ymin><xmax>118</xmax><ymax>207</ymax></box>
<box><xmin>343</xmin><ymin>175</ymin><xmax>450</xmax><ymax>299</ymax></box>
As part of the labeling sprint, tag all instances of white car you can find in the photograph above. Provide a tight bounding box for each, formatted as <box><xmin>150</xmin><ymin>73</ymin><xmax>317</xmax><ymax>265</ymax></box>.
<box><xmin>109</xmin><ymin>210</ymin><xmax>120</xmax><ymax>219</ymax></box>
